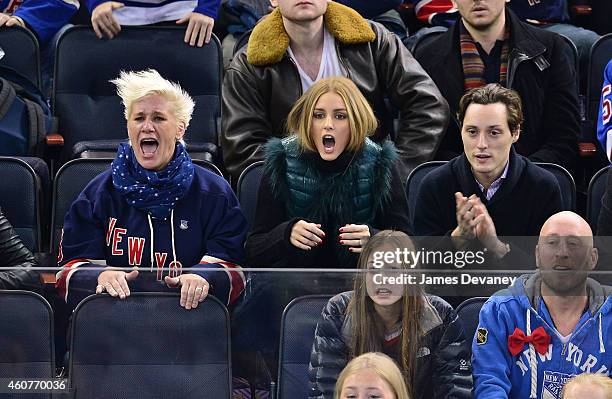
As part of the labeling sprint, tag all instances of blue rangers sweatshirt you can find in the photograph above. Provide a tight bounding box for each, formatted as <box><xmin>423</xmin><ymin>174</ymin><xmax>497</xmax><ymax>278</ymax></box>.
<box><xmin>56</xmin><ymin>165</ymin><xmax>248</xmax><ymax>310</ymax></box>
<box><xmin>2</xmin><ymin>0</ymin><xmax>78</xmax><ymax>45</ymax></box>
<box><xmin>597</xmin><ymin>60</ymin><xmax>612</xmax><ymax>162</ymax></box>
<box><xmin>86</xmin><ymin>0</ymin><xmax>221</xmax><ymax>25</ymax></box>
<box><xmin>472</xmin><ymin>273</ymin><xmax>611</xmax><ymax>399</ymax></box>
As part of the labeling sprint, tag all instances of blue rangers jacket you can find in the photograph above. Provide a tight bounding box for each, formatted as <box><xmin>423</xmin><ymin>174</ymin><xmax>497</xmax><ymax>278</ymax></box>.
<box><xmin>86</xmin><ymin>0</ymin><xmax>221</xmax><ymax>26</ymax></box>
<box><xmin>597</xmin><ymin>60</ymin><xmax>612</xmax><ymax>162</ymax></box>
<box><xmin>1</xmin><ymin>0</ymin><xmax>78</xmax><ymax>45</ymax></box>
<box><xmin>56</xmin><ymin>165</ymin><xmax>248</xmax><ymax>310</ymax></box>
<box><xmin>472</xmin><ymin>273</ymin><xmax>611</xmax><ymax>399</ymax></box>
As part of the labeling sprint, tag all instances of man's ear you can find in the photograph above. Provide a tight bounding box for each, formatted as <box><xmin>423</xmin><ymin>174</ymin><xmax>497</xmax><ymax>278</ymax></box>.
<box><xmin>589</xmin><ymin>247</ymin><xmax>599</xmax><ymax>271</ymax></box>
<box><xmin>535</xmin><ymin>245</ymin><xmax>540</xmax><ymax>269</ymax></box>
<box><xmin>511</xmin><ymin>127</ymin><xmax>521</xmax><ymax>143</ymax></box>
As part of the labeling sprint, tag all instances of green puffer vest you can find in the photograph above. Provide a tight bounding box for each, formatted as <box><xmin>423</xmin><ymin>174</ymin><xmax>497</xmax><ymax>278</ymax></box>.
<box><xmin>264</xmin><ymin>136</ymin><xmax>397</xmax><ymax>229</ymax></box>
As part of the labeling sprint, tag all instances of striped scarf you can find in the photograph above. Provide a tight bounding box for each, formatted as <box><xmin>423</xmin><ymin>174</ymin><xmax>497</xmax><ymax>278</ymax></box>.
<box><xmin>460</xmin><ymin>22</ymin><xmax>510</xmax><ymax>90</ymax></box>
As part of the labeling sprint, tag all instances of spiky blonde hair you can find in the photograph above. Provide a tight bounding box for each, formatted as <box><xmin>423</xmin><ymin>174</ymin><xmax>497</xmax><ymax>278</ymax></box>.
<box><xmin>111</xmin><ymin>69</ymin><xmax>195</xmax><ymax>130</ymax></box>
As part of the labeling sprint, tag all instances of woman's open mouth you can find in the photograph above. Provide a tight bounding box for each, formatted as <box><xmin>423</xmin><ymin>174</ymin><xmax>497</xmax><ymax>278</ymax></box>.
<box><xmin>322</xmin><ymin>135</ymin><xmax>335</xmax><ymax>154</ymax></box>
<box><xmin>140</xmin><ymin>138</ymin><xmax>159</xmax><ymax>158</ymax></box>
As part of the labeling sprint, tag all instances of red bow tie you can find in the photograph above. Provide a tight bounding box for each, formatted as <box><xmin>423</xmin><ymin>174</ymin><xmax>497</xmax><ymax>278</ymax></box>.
<box><xmin>508</xmin><ymin>327</ymin><xmax>551</xmax><ymax>356</ymax></box>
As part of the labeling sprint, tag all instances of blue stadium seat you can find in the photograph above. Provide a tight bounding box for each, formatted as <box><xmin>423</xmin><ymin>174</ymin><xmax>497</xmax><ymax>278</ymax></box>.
<box><xmin>587</xmin><ymin>165</ymin><xmax>610</xmax><ymax>230</ymax></box>
<box><xmin>277</xmin><ymin>295</ymin><xmax>331</xmax><ymax>399</ymax></box>
<box><xmin>237</xmin><ymin>160</ymin><xmax>265</xmax><ymax>228</ymax></box>
<box><xmin>69</xmin><ymin>293</ymin><xmax>231</xmax><ymax>399</ymax></box>
<box><xmin>53</xmin><ymin>26</ymin><xmax>223</xmax><ymax>165</ymax></box>
<box><xmin>193</xmin><ymin>158</ymin><xmax>224</xmax><ymax>178</ymax></box>
<box><xmin>0</xmin><ymin>290</ymin><xmax>54</xmax><ymax>399</ymax></box>
<box><xmin>535</xmin><ymin>162</ymin><xmax>576</xmax><ymax>210</ymax></box>
<box><xmin>0</xmin><ymin>157</ymin><xmax>42</xmax><ymax>252</ymax></box>
<box><xmin>405</xmin><ymin>160</ymin><xmax>445</xmax><ymax>231</ymax></box>
<box><xmin>455</xmin><ymin>296</ymin><xmax>488</xmax><ymax>351</ymax></box>
<box><xmin>0</xmin><ymin>26</ymin><xmax>40</xmax><ymax>89</ymax></box>
<box><xmin>410</xmin><ymin>27</ymin><xmax>445</xmax><ymax>55</ymax></box>
<box><xmin>587</xmin><ymin>33</ymin><xmax>612</xmax><ymax>126</ymax></box>
<box><xmin>50</xmin><ymin>158</ymin><xmax>112</xmax><ymax>254</ymax></box>
<box><xmin>232</xmin><ymin>30</ymin><xmax>252</xmax><ymax>55</ymax></box>
<box><xmin>558</xmin><ymin>34</ymin><xmax>580</xmax><ymax>92</ymax></box>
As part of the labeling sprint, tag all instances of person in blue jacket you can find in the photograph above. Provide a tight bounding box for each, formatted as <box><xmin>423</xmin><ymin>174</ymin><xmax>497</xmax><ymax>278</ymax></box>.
<box><xmin>472</xmin><ymin>211</ymin><xmax>611</xmax><ymax>399</ymax></box>
<box><xmin>0</xmin><ymin>0</ymin><xmax>77</xmax><ymax>46</ymax></box>
<box><xmin>88</xmin><ymin>0</ymin><xmax>220</xmax><ymax>47</ymax></box>
<box><xmin>56</xmin><ymin>69</ymin><xmax>248</xmax><ymax>310</ymax></box>
<box><xmin>597</xmin><ymin>59</ymin><xmax>612</xmax><ymax>162</ymax></box>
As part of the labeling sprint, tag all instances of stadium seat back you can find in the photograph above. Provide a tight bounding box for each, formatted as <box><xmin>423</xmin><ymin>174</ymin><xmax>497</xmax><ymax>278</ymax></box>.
<box><xmin>0</xmin><ymin>26</ymin><xmax>40</xmax><ymax>89</ymax></box>
<box><xmin>411</xmin><ymin>28</ymin><xmax>445</xmax><ymax>56</ymax></box>
<box><xmin>53</xmin><ymin>26</ymin><xmax>222</xmax><ymax>165</ymax></box>
<box><xmin>587</xmin><ymin>34</ymin><xmax>612</xmax><ymax>124</ymax></box>
<box><xmin>193</xmin><ymin>158</ymin><xmax>223</xmax><ymax>177</ymax></box>
<box><xmin>406</xmin><ymin>161</ymin><xmax>446</xmax><ymax>231</ymax></box>
<box><xmin>233</xmin><ymin>30</ymin><xmax>252</xmax><ymax>55</ymax></box>
<box><xmin>51</xmin><ymin>158</ymin><xmax>112</xmax><ymax>253</ymax></box>
<box><xmin>534</xmin><ymin>162</ymin><xmax>576</xmax><ymax>210</ymax></box>
<box><xmin>0</xmin><ymin>157</ymin><xmax>42</xmax><ymax>252</ymax></box>
<box><xmin>69</xmin><ymin>293</ymin><xmax>231</xmax><ymax>399</ymax></box>
<box><xmin>587</xmin><ymin>165</ymin><xmax>610</xmax><ymax>230</ymax></box>
<box><xmin>558</xmin><ymin>34</ymin><xmax>580</xmax><ymax>92</ymax></box>
<box><xmin>237</xmin><ymin>160</ymin><xmax>264</xmax><ymax>228</ymax></box>
<box><xmin>456</xmin><ymin>296</ymin><xmax>488</xmax><ymax>352</ymax></box>
<box><xmin>277</xmin><ymin>295</ymin><xmax>331</xmax><ymax>399</ymax></box>
<box><xmin>0</xmin><ymin>290</ymin><xmax>54</xmax><ymax>398</ymax></box>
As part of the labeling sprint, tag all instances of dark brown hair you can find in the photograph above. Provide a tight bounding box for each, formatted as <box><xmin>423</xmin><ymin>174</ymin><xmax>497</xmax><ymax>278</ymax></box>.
<box><xmin>457</xmin><ymin>83</ymin><xmax>523</xmax><ymax>134</ymax></box>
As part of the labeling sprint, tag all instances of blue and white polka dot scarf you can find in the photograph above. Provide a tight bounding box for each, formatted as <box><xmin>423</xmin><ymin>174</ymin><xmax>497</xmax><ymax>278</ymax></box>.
<box><xmin>111</xmin><ymin>142</ymin><xmax>195</xmax><ymax>219</ymax></box>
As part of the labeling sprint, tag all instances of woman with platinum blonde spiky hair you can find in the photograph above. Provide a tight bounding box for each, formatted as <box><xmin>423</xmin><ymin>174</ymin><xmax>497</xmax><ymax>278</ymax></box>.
<box><xmin>56</xmin><ymin>69</ymin><xmax>248</xmax><ymax>312</ymax></box>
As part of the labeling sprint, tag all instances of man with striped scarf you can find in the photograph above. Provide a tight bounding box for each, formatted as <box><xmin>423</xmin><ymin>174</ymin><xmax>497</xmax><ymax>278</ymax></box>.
<box><xmin>414</xmin><ymin>0</ymin><xmax>579</xmax><ymax>175</ymax></box>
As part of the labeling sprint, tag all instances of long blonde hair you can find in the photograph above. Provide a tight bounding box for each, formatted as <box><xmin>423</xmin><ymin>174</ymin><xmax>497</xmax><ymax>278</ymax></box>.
<box><xmin>334</xmin><ymin>352</ymin><xmax>411</xmax><ymax>399</ymax></box>
<box><xmin>348</xmin><ymin>230</ymin><xmax>423</xmax><ymax>399</ymax></box>
<box><xmin>286</xmin><ymin>77</ymin><xmax>377</xmax><ymax>153</ymax></box>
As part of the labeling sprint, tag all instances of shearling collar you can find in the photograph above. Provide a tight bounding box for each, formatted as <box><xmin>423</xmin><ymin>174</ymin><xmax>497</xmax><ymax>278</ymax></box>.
<box><xmin>247</xmin><ymin>1</ymin><xmax>375</xmax><ymax>66</ymax></box>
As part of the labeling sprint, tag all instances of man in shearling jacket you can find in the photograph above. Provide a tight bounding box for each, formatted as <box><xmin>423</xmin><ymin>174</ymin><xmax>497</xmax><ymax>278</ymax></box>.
<box><xmin>414</xmin><ymin>0</ymin><xmax>580</xmax><ymax>174</ymax></box>
<box><xmin>0</xmin><ymin>208</ymin><xmax>42</xmax><ymax>292</ymax></box>
<box><xmin>221</xmin><ymin>0</ymin><xmax>448</xmax><ymax>183</ymax></box>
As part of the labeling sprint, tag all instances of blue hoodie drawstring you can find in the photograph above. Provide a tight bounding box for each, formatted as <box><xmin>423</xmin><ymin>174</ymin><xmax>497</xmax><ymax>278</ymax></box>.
<box><xmin>599</xmin><ymin>313</ymin><xmax>606</xmax><ymax>353</ymax></box>
<box><xmin>147</xmin><ymin>214</ymin><xmax>154</xmax><ymax>272</ymax></box>
<box><xmin>147</xmin><ymin>210</ymin><xmax>177</xmax><ymax>277</ymax></box>
<box><xmin>526</xmin><ymin>308</ymin><xmax>537</xmax><ymax>399</ymax></box>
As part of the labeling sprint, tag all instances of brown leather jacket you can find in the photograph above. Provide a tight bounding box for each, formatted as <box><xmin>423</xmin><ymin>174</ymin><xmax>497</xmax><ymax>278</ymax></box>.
<box><xmin>0</xmin><ymin>209</ymin><xmax>42</xmax><ymax>292</ymax></box>
<box><xmin>221</xmin><ymin>2</ymin><xmax>449</xmax><ymax>183</ymax></box>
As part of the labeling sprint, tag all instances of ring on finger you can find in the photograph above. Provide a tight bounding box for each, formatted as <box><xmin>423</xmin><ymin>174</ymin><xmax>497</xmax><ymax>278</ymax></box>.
<box><xmin>195</xmin><ymin>286</ymin><xmax>203</xmax><ymax>292</ymax></box>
